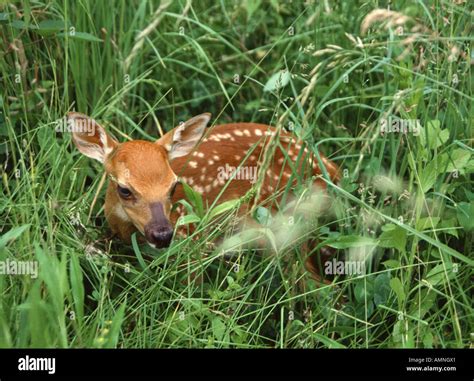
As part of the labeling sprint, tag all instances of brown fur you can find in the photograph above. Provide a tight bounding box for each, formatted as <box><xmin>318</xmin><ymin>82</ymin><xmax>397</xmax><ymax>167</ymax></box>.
<box><xmin>69</xmin><ymin>112</ymin><xmax>340</xmax><ymax>281</ymax></box>
<box><xmin>103</xmin><ymin>123</ymin><xmax>339</xmax><ymax>242</ymax></box>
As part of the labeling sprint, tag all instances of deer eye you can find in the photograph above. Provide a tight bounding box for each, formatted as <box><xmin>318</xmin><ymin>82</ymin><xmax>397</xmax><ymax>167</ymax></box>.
<box><xmin>117</xmin><ymin>185</ymin><xmax>133</xmax><ymax>199</ymax></box>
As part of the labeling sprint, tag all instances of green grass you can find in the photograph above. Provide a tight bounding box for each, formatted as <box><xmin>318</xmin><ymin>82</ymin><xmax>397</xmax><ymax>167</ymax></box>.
<box><xmin>0</xmin><ymin>0</ymin><xmax>472</xmax><ymax>348</ymax></box>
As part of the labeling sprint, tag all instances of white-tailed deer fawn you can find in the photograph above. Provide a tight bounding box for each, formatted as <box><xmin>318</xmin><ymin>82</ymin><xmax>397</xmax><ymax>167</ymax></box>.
<box><xmin>68</xmin><ymin>112</ymin><xmax>340</xmax><ymax>253</ymax></box>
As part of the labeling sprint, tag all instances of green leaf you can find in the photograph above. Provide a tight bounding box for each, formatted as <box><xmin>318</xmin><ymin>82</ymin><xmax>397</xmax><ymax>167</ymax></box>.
<box><xmin>423</xmin><ymin>330</ymin><xmax>434</xmax><ymax>348</ymax></box>
<box><xmin>0</xmin><ymin>225</ymin><xmax>30</xmax><ymax>249</ymax></box>
<box><xmin>34</xmin><ymin>244</ymin><xmax>67</xmax><ymax>314</ymax></box>
<box><xmin>419</xmin><ymin>159</ymin><xmax>438</xmax><ymax>193</ymax></box>
<box><xmin>57</xmin><ymin>31</ymin><xmax>102</xmax><ymax>42</ymax></box>
<box><xmin>465</xmin><ymin>159</ymin><xmax>474</xmax><ymax>175</ymax></box>
<box><xmin>389</xmin><ymin>277</ymin><xmax>405</xmax><ymax>307</ymax></box>
<box><xmin>378</xmin><ymin>224</ymin><xmax>407</xmax><ymax>252</ymax></box>
<box><xmin>374</xmin><ymin>273</ymin><xmax>391</xmax><ymax>306</ymax></box>
<box><xmin>245</xmin><ymin>0</ymin><xmax>261</xmax><ymax>18</ymax></box>
<box><xmin>324</xmin><ymin>235</ymin><xmax>377</xmax><ymax>249</ymax></box>
<box><xmin>211</xmin><ymin>317</ymin><xmax>226</xmax><ymax>342</ymax></box>
<box><xmin>177</xmin><ymin>214</ymin><xmax>201</xmax><ymax>226</ymax></box>
<box><xmin>425</xmin><ymin>263</ymin><xmax>454</xmax><ymax>287</ymax></box>
<box><xmin>0</xmin><ymin>13</ymin><xmax>9</xmax><ymax>24</ymax></box>
<box><xmin>418</xmin><ymin>149</ymin><xmax>471</xmax><ymax>192</ymax></box>
<box><xmin>438</xmin><ymin>218</ymin><xmax>459</xmax><ymax>238</ymax></box>
<box><xmin>415</xmin><ymin>217</ymin><xmax>440</xmax><ymax>231</ymax></box>
<box><xmin>208</xmin><ymin>199</ymin><xmax>240</xmax><ymax>220</ymax></box>
<box><xmin>176</xmin><ymin>199</ymin><xmax>194</xmax><ymax>214</ymax></box>
<box><xmin>36</xmin><ymin>19</ymin><xmax>66</xmax><ymax>34</ymax></box>
<box><xmin>10</xmin><ymin>20</ymin><xmax>38</xmax><ymax>30</ymax></box>
<box><xmin>436</xmin><ymin>129</ymin><xmax>449</xmax><ymax>148</ymax></box>
<box><xmin>182</xmin><ymin>182</ymin><xmax>204</xmax><ymax>218</ymax></box>
<box><xmin>312</xmin><ymin>332</ymin><xmax>346</xmax><ymax>348</ymax></box>
<box><xmin>354</xmin><ymin>279</ymin><xmax>374</xmax><ymax>303</ymax></box>
<box><xmin>269</xmin><ymin>0</ymin><xmax>280</xmax><ymax>12</ymax></box>
<box><xmin>103</xmin><ymin>301</ymin><xmax>126</xmax><ymax>348</ymax></box>
<box><xmin>382</xmin><ymin>259</ymin><xmax>401</xmax><ymax>269</ymax></box>
<box><xmin>253</xmin><ymin>206</ymin><xmax>272</xmax><ymax>226</ymax></box>
<box><xmin>408</xmin><ymin>288</ymin><xmax>436</xmax><ymax>320</ymax></box>
<box><xmin>263</xmin><ymin>70</ymin><xmax>291</xmax><ymax>92</ymax></box>
<box><xmin>131</xmin><ymin>233</ymin><xmax>149</xmax><ymax>270</ymax></box>
<box><xmin>444</xmin><ymin>149</ymin><xmax>471</xmax><ymax>173</ymax></box>
<box><xmin>69</xmin><ymin>253</ymin><xmax>84</xmax><ymax>325</ymax></box>
<box><xmin>420</xmin><ymin>120</ymin><xmax>449</xmax><ymax>150</ymax></box>
<box><xmin>456</xmin><ymin>201</ymin><xmax>474</xmax><ymax>231</ymax></box>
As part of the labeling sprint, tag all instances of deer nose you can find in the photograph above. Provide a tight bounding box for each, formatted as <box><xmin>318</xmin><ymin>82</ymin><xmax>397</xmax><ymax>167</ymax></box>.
<box><xmin>144</xmin><ymin>224</ymin><xmax>173</xmax><ymax>248</ymax></box>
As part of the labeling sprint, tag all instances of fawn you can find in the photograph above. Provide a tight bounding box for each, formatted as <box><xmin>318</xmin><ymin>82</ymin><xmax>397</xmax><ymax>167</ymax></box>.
<box><xmin>68</xmin><ymin>112</ymin><xmax>340</xmax><ymax>265</ymax></box>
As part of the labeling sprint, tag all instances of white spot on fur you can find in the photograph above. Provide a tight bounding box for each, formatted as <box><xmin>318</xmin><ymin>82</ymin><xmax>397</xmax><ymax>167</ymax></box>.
<box><xmin>234</xmin><ymin>130</ymin><xmax>243</xmax><ymax>136</ymax></box>
<box><xmin>189</xmin><ymin>161</ymin><xmax>198</xmax><ymax>168</ymax></box>
<box><xmin>217</xmin><ymin>133</ymin><xmax>230</xmax><ymax>140</ymax></box>
<box><xmin>255</xmin><ymin>129</ymin><xmax>262</xmax><ymax>136</ymax></box>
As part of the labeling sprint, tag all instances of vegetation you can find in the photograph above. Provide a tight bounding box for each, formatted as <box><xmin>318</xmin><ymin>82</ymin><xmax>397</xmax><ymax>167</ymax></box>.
<box><xmin>0</xmin><ymin>0</ymin><xmax>472</xmax><ymax>348</ymax></box>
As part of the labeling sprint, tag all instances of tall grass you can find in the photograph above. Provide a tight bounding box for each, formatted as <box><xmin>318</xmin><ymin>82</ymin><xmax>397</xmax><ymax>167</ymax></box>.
<box><xmin>0</xmin><ymin>0</ymin><xmax>472</xmax><ymax>348</ymax></box>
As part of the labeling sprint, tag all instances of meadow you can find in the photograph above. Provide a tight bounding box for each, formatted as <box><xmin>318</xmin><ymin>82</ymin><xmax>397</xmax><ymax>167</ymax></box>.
<box><xmin>0</xmin><ymin>0</ymin><xmax>472</xmax><ymax>348</ymax></box>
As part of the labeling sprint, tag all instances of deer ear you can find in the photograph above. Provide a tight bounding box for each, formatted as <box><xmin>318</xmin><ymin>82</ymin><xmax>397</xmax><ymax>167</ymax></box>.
<box><xmin>68</xmin><ymin>113</ymin><xmax>118</xmax><ymax>163</ymax></box>
<box><xmin>156</xmin><ymin>113</ymin><xmax>211</xmax><ymax>161</ymax></box>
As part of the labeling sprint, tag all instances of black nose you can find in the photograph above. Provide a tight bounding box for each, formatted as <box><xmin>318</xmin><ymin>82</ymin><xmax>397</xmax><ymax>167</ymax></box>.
<box><xmin>144</xmin><ymin>224</ymin><xmax>173</xmax><ymax>248</ymax></box>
